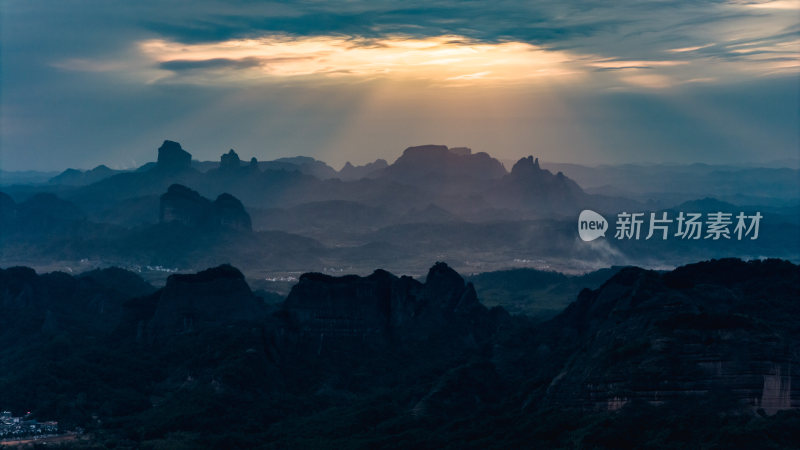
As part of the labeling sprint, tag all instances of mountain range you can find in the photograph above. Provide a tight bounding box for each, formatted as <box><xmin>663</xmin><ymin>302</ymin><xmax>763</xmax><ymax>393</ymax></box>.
<box><xmin>0</xmin><ymin>258</ymin><xmax>797</xmax><ymax>448</ymax></box>
<box><xmin>1</xmin><ymin>140</ymin><xmax>798</xmax><ymax>284</ymax></box>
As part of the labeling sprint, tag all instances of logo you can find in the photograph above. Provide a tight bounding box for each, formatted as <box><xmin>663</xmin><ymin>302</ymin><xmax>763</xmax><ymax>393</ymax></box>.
<box><xmin>578</xmin><ymin>209</ymin><xmax>608</xmax><ymax>241</ymax></box>
<box><xmin>577</xmin><ymin>209</ymin><xmax>762</xmax><ymax>242</ymax></box>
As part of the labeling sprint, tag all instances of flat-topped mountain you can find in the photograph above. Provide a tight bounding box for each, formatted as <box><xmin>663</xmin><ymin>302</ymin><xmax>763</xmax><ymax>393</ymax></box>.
<box><xmin>379</xmin><ymin>145</ymin><xmax>507</xmax><ymax>187</ymax></box>
<box><xmin>156</xmin><ymin>140</ymin><xmax>192</xmax><ymax>172</ymax></box>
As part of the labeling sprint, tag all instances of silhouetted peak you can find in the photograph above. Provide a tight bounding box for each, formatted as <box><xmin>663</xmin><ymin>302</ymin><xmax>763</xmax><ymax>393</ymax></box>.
<box><xmin>214</xmin><ymin>193</ymin><xmax>252</xmax><ymax>230</ymax></box>
<box><xmin>160</xmin><ymin>184</ymin><xmax>251</xmax><ymax>231</ymax></box>
<box><xmin>79</xmin><ymin>267</ymin><xmax>155</xmax><ymax>297</ymax></box>
<box><xmin>19</xmin><ymin>193</ymin><xmax>86</xmax><ymax>221</ymax></box>
<box><xmin>138</xmin><ymin>264</ymin><xmax>262</xmax><ymax>338</ymax></box>
<box><xmin>167</xmin><ymin>264</ymin><xmax>245</xmax><ymax>285</ymax></box>
<box><xmin>220</xmin><ymin>149</ymin><xmax>241</xmax><ymax>170</ymax></box>
<box><xmin>511</xmin><ymin>156</ymin><xmax>542</xmax><ymax>175</ymax></box>
<box><xmin>337</xmin><ymin>159</ymin><xmax>389</xmax><ymax>180</ymax></box>
<box><xmin>662</xmin><ymin>258</ymin><xmax>798</xmax><ymax>290</ymax></box>
<box><xmin>388</xmin><ymin>145</ymin><xmax>507</xmax><ymax>181</ymax></box>
<box><xmin>214</xmin><ymin>192</ymin><xmax>242</xmax><ymax>207</ymax></box>
<box><xmin>156</xmin><ymin>140</ymin><xmax>191</xmax><ymax>171</ymax></box>
<box><xmin>1</xmin><ymin>266</ymin><xmax>38</xmax><ymax>289</ymax></box>
<box><xmin>282</xmin><ymin>263</ymin><xmax>494</xmax><ymax>348</ymax></box>
<box><xmin>424</xmin><ymin>261</ymin><xmax>465</xmax><ymax>295</ymax></box>
<box><xmin>604</xmin><ymin>266</ymin><xmax>654</xmax><ymax>287</ymax></box>
<box><xmin>401</xmin><ymin>145</ymin><xmax>450</xmax><ymax>159</ymax></box>
<box><xmin>165</xmin><ymin>183</ymin><xmax>201</xmax><ymax>198</ymax></box>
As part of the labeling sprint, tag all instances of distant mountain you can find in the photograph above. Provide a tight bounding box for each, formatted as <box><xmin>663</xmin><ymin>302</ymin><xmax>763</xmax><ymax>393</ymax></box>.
<box><xmin>338</xmin><ymin>159</ymin><xmax>389</xmax><ymax>180</ymax></box>
<box><xmin>157</xmin><ymin>140</ymin><xmax>192</xmax><ymax>172</ymax></box>
<box><xmin>160</xmin><ymin>184</ymin><xmax>252</xmax><ymax>231</ymax></box>
<box><xmin>378</xmin><ymin>145</ymin><xmax>507</xmax><ymax>190</ymax></box>
<box><xmin>485</xmin><ymin>156</ymin><xmax>591</xmax><ymax>215</ymax></box>
<box><xmin>66</xmin><ymin>140</ymin><xmax>204</xmax><ymax>207</ymax></box>
<box><xmin>0</xmin><ymin>170</ymin><xmax>60</xmax><ymax>185</ymax></box>
<box><xmin>259</xmin><ymin>156</ymin><xmax>339</xmax><ymax>179</ymax></box>
<box><xmin>0</xmin><ymin>192</ymin><xmax>87</xmax><ymax>235</ymax></box>
<box><xmin>251</xmin><ymin>200</ymin><xmax>393</xmax><ymax>238</ymax></box>
<box><xmin>397</xmin><ymin>203</ymin><xmax>460</xmax><ymax>224</ymax></box>
<box><xmin>672</xmin><ymin>196</ymin><xmax>738</xmax><ymax>212</ymax></box>
<box><xmin>48</xmin><ymin>164</ymin><xmax>121</xmax><ymax>186</ymax></box>
<box><xmin>3</xmin><ymin>139</ymin><xmax>796</xmax><ymax>276</ymax></box>
<box><xmin>544</xmin><ymin>162</ymin><xmax>800</xmax><ymax>207</ymax></box>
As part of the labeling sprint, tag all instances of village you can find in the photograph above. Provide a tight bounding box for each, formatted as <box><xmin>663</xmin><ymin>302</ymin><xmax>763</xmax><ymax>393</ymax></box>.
<box><xmin>0</xmin><ymin>411</ymin><xmax>58</xmax><ymax>441</ymax></box>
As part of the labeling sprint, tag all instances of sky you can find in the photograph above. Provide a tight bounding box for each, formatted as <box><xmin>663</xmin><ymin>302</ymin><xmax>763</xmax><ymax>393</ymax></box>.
<box><xmin>1</xmin><ymin>0</ymin><xmax>798</xmax><ymax>171</ymax></box>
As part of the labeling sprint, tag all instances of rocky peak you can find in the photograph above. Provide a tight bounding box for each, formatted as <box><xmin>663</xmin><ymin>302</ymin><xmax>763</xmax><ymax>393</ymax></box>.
<box><xmin>220</xmin><ymin>149</ymin><xmax>241</xmax><ymax>171</ymax></box>
<box><xmin>282</xmin><ymin>262</ymin><xmax>494</xmax><ymax>348</ymax></box>
<box><xmin>213</xmin><ymin>193</ymin><xmax>252</xmax><ymax>230</ymax></box>
<box><xmin>130</xmin><ymin>264</ymin><xmax>264</xmax><ymax>340</ymax></box>
<box><xmin>385</xmin><ymin>145</ymin><xmax>507</xmax><ymax>182</ymax></box>
<box><xmin>159</xmin><ymin>184</ymin><xmax>251</xmax><ymax>231</ymax></box>
<box><xmin>510</xmin><ymin>156</ymin><xmax>541</xmax><ymax>176</ymax></box>
<box><xmin>401</xmin><ymin>144</ymin><xmax>451</xmax><ymax>159</ymax></box>
<box><xmin>337</xmin><ymin>159</ymin><xmax>389</xmax><ymax>180</ymax></box>
<box><xmin>423</xmin><ymin>261</ymin><xmax>466</xmax><ymax>307</ymax></box>
<box><xmin>156</xmin><ymin>140</ymin><xmax>191</xmax><ymax>171</ymax></box>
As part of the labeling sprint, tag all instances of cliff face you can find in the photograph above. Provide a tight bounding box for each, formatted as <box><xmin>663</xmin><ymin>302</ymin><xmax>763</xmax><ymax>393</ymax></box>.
<box><xmin>536</xmin><ymin>259</ymin><xmax>800</xmax><ymax>414</ymax></box>
<box><xmin>219</xmin><ymin>149</ymin><xmax>241</xmax><ymax>171</ymax></box>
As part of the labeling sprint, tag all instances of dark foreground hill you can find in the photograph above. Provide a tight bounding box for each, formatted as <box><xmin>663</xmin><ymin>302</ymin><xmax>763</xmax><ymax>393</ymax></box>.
<box><xmin>0</xmin><ymin>258</ymin><xmax>798</xmax><ymax>448</ymax></box>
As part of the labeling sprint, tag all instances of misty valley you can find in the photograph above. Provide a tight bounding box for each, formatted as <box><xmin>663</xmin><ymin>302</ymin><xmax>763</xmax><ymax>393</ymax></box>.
<box><xmin>2</xmin><ymin>141</ymin><xmax>798</xmax><ymax>284</ymax></box>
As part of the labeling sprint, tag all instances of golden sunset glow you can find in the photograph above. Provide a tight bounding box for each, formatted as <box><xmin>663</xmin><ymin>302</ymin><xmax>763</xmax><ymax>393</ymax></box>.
<box><xmin>138</xmin><ymin>35</ymin><xmax>583</xmax><ymax>85</ymax></box>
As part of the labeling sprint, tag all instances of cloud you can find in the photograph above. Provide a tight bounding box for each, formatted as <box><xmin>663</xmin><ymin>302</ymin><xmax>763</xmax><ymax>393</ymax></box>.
<box><xmin>1</xmin><ymin>0</ymin><xmax>798</xmax><ymax>171</ymax></box>
<box><xmin>36</xmin><ymin>0</ymin><xmax>796</xmax><ymax>90</ymax></box>
<box><xmin>134</xmin><ymin>35</ymin><xmax>584</xmax><ymax>85</ymax></box>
